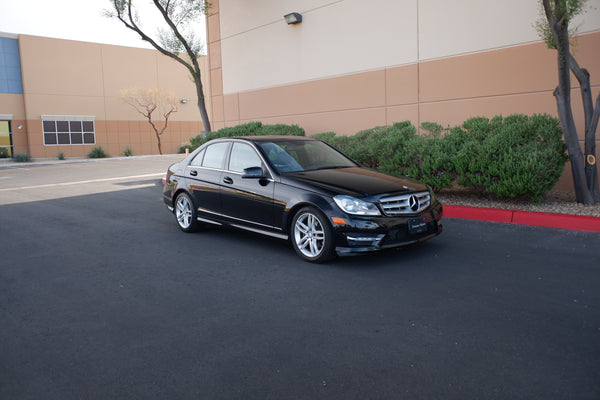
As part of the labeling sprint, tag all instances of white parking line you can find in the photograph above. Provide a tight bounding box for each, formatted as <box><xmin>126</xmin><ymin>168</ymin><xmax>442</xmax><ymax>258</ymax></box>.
<box><xmin>0</xmin><ymin>172</ymin><xmax>164</xmax><ymax>192</ymax></box>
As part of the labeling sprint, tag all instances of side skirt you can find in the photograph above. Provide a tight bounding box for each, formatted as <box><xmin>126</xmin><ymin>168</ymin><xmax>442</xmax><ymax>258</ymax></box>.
<box><xmin>195</xmin><ymin>216</ymin><xmax>288</xmax><ymax>240</ymax></box>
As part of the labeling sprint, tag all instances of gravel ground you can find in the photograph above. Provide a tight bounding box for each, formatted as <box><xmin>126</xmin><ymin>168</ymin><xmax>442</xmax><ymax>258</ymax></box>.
<box><xmin>436</xmin><ymin>188</ymin><xmax>600</xmax><ymax>217</ymax></box>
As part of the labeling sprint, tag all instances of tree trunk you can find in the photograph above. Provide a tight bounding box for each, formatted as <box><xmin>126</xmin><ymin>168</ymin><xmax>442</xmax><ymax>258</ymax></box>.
<box><xmin>550</xmin><ymin>6</ymin><xmax>595</xmax><ymax>204</ymax></box>
<box><xmin>155</xmin><ymin>131</ymin><xmax>163</xmax><ymax>155</ymax></box>
<box><xmin>555</xmin><ymin>88</ymin><xmax>594</xmax><ymax>203</ymax></box>
<box><xmin>584</xmin><ymin>94</ymin><xmax>600</xmax><ymax>202</ymax></box>
<box><xmin>569</xmin><ymin>57</ymin><xmax>600</xmax><ymax>202</ymax></box>
<box><xmin>191</xmin><ymin>64</ymin><xmax>211</xmax><ymax>133</ymax></box>
<box><xmin>194</xmin><ymin>73</ymin><xmax>212</xmax><ymax>133</ymax></box>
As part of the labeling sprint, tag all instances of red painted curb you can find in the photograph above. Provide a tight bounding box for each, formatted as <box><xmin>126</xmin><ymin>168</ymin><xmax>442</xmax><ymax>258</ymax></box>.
<box><xmin>443</xmin><ymin>205</ymin><xmax>513</xmax><ymax>223</ymax></box>
<box><xmin>444</xmin><ymin>205</ymin><xmax>600</xmax><ymax>233</ymax></box>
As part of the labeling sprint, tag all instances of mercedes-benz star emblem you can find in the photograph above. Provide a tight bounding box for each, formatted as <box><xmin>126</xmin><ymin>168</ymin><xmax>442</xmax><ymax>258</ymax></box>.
<box><xmin>408</xmin><ymin>195</ymin><xmax>419</xmax><ymax>212</ymax></box>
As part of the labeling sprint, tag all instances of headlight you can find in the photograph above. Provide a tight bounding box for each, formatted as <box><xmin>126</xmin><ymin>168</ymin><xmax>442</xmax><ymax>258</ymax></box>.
<box><xmin>333</xmin><ymin>195</ymin><xmax>381</xmax><ymax>216</ymax></box>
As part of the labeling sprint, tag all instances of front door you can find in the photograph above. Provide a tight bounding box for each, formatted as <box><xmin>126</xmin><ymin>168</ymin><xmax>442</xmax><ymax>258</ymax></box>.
<box><xmin>0</xmin><ymin>121</ymin><xmax>12</xmax><ymax>158</ymax></box>
<box><xmin>220</xmin><ymin>142</ymin><xmax>275</xmax><ymax>229</ymax></box>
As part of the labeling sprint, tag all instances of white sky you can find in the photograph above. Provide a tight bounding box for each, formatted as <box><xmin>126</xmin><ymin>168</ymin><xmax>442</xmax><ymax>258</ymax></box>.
<box><xmin>0</xmin><ymin>0</ymin><xmax>207</xmax><ymax>50</ymax></box>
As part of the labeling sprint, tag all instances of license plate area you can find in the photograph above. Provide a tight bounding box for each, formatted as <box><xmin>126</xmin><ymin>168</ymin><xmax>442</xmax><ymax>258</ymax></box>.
<box><xmin>408</xmin><ymin>217</ymin><xmax>428</xmax><ymax>234</ymax></box>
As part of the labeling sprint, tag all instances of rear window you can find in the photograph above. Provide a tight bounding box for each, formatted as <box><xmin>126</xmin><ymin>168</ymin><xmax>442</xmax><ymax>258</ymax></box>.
<box><xmin>202</xmin><ymin>142</ymin><xmax>229</xmax><ymax>169</ymax></box>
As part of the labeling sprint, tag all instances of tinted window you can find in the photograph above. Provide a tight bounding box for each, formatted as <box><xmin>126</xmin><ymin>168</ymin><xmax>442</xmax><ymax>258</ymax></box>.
<box><xmin>43</xmin><ymin>121</ymin><xmax>56</xmax><ymax>133</ymax></box>
<box><xmin>202</xmin><ymin>142</ymin><xmax>229</xmax><ymax>169</ymax></box>
<box><xmin>229</xmin><ymin>143</ymin><xmax>262</xmax><ymax>173</ymax></box>
<box><xmin>71</xmin><ymin>132</ymin><xmax>83</xmax><ymax>144</ymax></box>
<box><xmin>190</xmin><ymin>148</ymin><xmax>206</xmax><ymax>167</ymax></box>
<box><xmin>83</xmin><ymin>132</ymin><xmax>95</xmax><ymax>144</ymax></box>
<box><xmin>56</xmin><ymin>121</ymin><xmax>69</xmax><ymax>132</ymax></box>
<box><xmin>83</xmin><ymin>121</ymin><xmax>94</xmax><ymax>132</ymax></box>
<box><xmin>42</xmin><ymin>118</ymin><xmax>95</xmax><ymax>146</ymax></box>
<box><xmin>259</xmin><ymin>140</ymin><xmax>355</xmax><ymax>173</ymax></box>
<box><xmin>70</xmin><ymin>121</ymin><xmax>82</xmax><ymax>133</ymax></box>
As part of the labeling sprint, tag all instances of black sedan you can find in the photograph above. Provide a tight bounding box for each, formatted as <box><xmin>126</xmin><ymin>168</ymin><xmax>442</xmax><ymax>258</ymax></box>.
<box><xmin>163</xmin><ymin>136</ymin><xmax>443</xmax><ymax>262</ymax></box>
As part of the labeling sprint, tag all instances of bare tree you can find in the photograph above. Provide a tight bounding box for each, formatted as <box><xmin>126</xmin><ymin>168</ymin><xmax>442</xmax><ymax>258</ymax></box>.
<box><xmin>119</xmin><ymin>87</ymin><xmax>178</xmax><ymax>154</ymax></box>
<box><xmin>106</xmin><ymin>0</ymin><xmax>212</xmax><ymax>132</ymax></box>
<box><xmin>537</xmin><ymin>0</ymin><xmax>599</xmax><ymax>204</ymax></box>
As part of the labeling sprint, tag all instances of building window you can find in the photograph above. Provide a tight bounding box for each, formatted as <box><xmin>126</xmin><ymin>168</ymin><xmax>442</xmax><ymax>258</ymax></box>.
<box><xmin>0</xmin><ymin>37</ymin><xmax>23</xmax><ymax>95</ymax></box>
<box><xmin>42</xmin><ymin>116</ymin><xmax>95</xmax><ymax>146</ymax></box>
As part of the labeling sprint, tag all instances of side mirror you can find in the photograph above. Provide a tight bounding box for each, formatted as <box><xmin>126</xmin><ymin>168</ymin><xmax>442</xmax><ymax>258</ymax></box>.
<box><xmin>242</xmin><ymin>166</ymin><xmax>266</xmax><ymax>179</ymax></box>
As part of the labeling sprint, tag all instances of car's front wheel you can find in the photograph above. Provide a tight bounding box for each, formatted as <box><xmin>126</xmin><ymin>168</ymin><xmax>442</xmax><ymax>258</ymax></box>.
<box><xmin>291</xmin><ymin>207</ymin><xmax>335</xmax><ymax>263</ymax></box>
<box><xmin>174</xmin><ymin>192</ymin><xmax>200</xmax><ymax>232</ymax></box>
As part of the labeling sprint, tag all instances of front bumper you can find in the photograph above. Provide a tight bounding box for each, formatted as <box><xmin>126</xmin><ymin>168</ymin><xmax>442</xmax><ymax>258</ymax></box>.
<box><xmin>332</xmin><ymin>201</ymin><xmax>443</xmax><ymax>255</ymax></box>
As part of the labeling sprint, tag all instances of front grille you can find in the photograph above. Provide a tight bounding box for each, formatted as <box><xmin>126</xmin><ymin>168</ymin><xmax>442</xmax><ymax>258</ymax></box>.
<box><xmin>379</xmin><ymin>191</ymin><xmax>431</xmax><ymax>215</ymax></box>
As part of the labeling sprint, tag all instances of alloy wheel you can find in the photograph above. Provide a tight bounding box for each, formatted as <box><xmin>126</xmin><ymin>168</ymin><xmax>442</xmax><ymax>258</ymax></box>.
<box><xmin>176</xmin><ymin>195</ymin><xmax>193</xmax><ymax>229</ymax></box>
<box><xmin>294</xmin><ymin>212</ymin><xmax>326</xmax><ymax>258</ymax></box>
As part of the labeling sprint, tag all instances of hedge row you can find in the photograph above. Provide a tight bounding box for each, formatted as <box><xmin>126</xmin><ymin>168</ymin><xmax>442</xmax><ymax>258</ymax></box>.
<box><xmin>179</xmin><ymin>114</ymin><xmax>567</xmax><ymax>202</ymax></box>
<box><xmin>314</xmin><ymin>114</ymin><xmax>568</xmax><ymax>202</ymax></box>
<box><xmin>180</xmin><ymin>121</ymin><xmax>305</xmax><ymax>152</ymax></box>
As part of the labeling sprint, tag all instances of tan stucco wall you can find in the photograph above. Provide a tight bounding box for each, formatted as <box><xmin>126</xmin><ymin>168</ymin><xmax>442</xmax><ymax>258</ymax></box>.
<box><xmin>14</xmin><ymin>34</ymin><xmax>210</xmax><ymax>158</ymax></box>
<box><xmin>217</xmin><ymin>0</ymin><xmax>600</xmax><ymax>95</ymax></box>
<box><xmin>208</xmin><ymin>0</ymin><xmax>600</xmax><ymax>191</ymax></box>
<box><xmin>213</xmin><ymin>32</ymin><xmax>600</xmax><ymax>136</ymax></box>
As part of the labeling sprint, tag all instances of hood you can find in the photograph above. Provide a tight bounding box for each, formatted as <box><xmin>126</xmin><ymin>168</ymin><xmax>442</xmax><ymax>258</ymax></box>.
<box><xmin>283</xmin><ymin>167</ymin><xmax>428</xmax><ymax>198</ymax></box>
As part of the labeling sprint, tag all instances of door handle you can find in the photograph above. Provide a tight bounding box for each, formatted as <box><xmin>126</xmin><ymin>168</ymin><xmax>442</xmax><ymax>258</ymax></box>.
<box><xmin>223</xmin><ymin>176</ymin><xmax>233</xmax><ymax>184</ymax></box>
<box><xmin>190</xmin><ymin>170</ymin><xmax>198</xmax><ymax>176</ymax></box>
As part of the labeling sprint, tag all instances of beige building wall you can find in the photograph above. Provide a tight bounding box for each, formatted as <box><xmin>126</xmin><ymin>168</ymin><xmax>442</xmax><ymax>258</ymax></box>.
<box><xmin>208</xmin><ymin>0</ymin><xmax>600</xmax><ymax>190</ymax></box>
<box><xmin>13</xmin><ymin>34</ymin><xmax>210</xmax><ymax>158</ymax></box>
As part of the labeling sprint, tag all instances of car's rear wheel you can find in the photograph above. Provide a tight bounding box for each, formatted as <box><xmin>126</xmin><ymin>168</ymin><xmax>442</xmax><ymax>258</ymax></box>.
<box><xmin>291</xmin><ymin>207</ymin><xmax>335</xmax><ymax>263</ymax></box>
<box><xmin>175</xmin><ymin>192</ymin><xmax>200</xmax><ymax>232</ymax></box>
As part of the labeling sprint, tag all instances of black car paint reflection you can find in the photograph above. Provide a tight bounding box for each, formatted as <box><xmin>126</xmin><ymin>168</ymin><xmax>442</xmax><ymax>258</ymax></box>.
<box><xmin>163</xmin><ymin>136</ymin><xmax>443</xmax><ymax>262</ymax></box>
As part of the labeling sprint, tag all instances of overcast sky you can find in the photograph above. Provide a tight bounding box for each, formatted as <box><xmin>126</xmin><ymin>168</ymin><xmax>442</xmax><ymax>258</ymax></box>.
<box><xmin>0</xmin><ymin>0</ymin><xmax>206</xmax><ymax>49</ymax></box>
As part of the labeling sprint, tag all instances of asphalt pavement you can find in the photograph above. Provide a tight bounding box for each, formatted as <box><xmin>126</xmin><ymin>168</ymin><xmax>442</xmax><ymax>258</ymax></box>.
<box><xmin>1</xmin><ymin>157</ymin><xmax>599</xmax><ymax>399</ymax></box>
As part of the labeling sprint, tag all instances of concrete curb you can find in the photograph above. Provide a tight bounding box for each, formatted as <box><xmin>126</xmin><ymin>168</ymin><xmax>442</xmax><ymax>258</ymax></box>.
<box><xmin>445</xmin><ymin>205</ymin><xmax>600</xmax><ymax>233</ymax></box>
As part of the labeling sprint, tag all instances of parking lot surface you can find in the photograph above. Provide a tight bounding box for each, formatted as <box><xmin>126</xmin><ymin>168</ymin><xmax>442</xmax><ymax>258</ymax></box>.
<box><xmin>1</xmin><ymin>158</ymin><xmax>599</xmax><ymax>399</ymax></box>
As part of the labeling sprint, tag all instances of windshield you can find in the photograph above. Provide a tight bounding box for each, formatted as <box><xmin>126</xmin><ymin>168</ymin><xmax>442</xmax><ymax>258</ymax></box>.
<box><xmin>258</xmin><ymin>140</ymin><xmax>357</xmax><ymax>173</ymax></box>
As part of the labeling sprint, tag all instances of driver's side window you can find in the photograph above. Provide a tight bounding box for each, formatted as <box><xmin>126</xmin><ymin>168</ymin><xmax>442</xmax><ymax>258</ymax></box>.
<box><xmin>228</xmin><ymin>142</ymin><xmax>263</xmax><ymax>173</ymax></box>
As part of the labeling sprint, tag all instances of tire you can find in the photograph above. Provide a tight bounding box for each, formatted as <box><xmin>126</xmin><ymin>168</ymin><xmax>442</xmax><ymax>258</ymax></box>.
<box><xmin>291</xmin><ymin>207</ymin><xmax>336</xmax><ymax>263</ymax></box>
<box><xmin>174</xmin><ymin>192</ymin><xmax>200</xmax><ymax>232</ymax></box>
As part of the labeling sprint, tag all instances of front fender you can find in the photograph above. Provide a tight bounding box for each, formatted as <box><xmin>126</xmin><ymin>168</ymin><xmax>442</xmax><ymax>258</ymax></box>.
<box><xmin>278</xmin><ymin>191</ymin><xmax>341</xmax><ymax>235</ymax></box>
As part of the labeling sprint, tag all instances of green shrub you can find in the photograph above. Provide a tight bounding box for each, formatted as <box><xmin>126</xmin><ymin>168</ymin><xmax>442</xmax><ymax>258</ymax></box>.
<box><xmin>14</xmin><ymin>152</ymin><xmax>31</xmax><ymax>162</ymax></box>
<box><xmin>178</xmin><ymin>143</ymin><xmax>191</xmax><ymax>154</ymax></box>
<box><xmin>259</xmin><ymin>123</ymin><xmax>305</xmax><ymax>137</ymax></box>
<box><xmin>88</xmin><ymin>146</ymin><xmax>109</xmax><ymax>159</ymax></box>
<box><xmin>452</xmin><ymin>114</ymin><xmax>567</xmax><ymax>201</ymax></box>
<box><xmin>420</xmin><ymin>121</ymin><xmax>445</xmax><ymax>136</ymax></box>
<box><xmin>122</xmin><ymin>147</ymin><xmax>133</xmax><ymax>157</ymax></box>
<box><xmin>318</xmin><ymin>114</ymin><xmax>567</xmax><ymax>201</ymax></box>
<box><xmin>58</xmin><ymin>152</ymin><xmax>65</xmax><ymax>160</ymax></box>
<box><xmin>380</xmin><ymin>131</ymin><xmax>457</xmax><ymax>192</ymax></box>
<box><xmin>0</xmin><ymin>148</ymin><xmax>9</xmax><ymax>158</ymax></box>
<box><xmin>319</xmin><ymin>122</ymin><xmax>416</xmax><ymax>169</ymax></box>
<box><xmin>185</xmin><ymin>122</ymin><xmax>305</xmax><ymax>151</ymax></box>
<box><xmin>317</xmin><ymin>121</ymin><xmax>455</xmax><ymax>190</ymax></box>
<box><xmin>312</xmin><ymin>132</ymin><xmax>337</xmax><ymax>142</ymax></box>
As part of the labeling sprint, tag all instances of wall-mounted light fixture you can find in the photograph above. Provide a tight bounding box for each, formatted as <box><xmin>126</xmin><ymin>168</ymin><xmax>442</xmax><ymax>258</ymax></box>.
<box><xmin>284</xmin><ymin>12</ymin><xmax>302</xmax><ymax>25</ymax></box>
<box><xmin>180</xmin><ymin>99</ymin><xmax>188</xmax><ymax>104</ymax></box>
